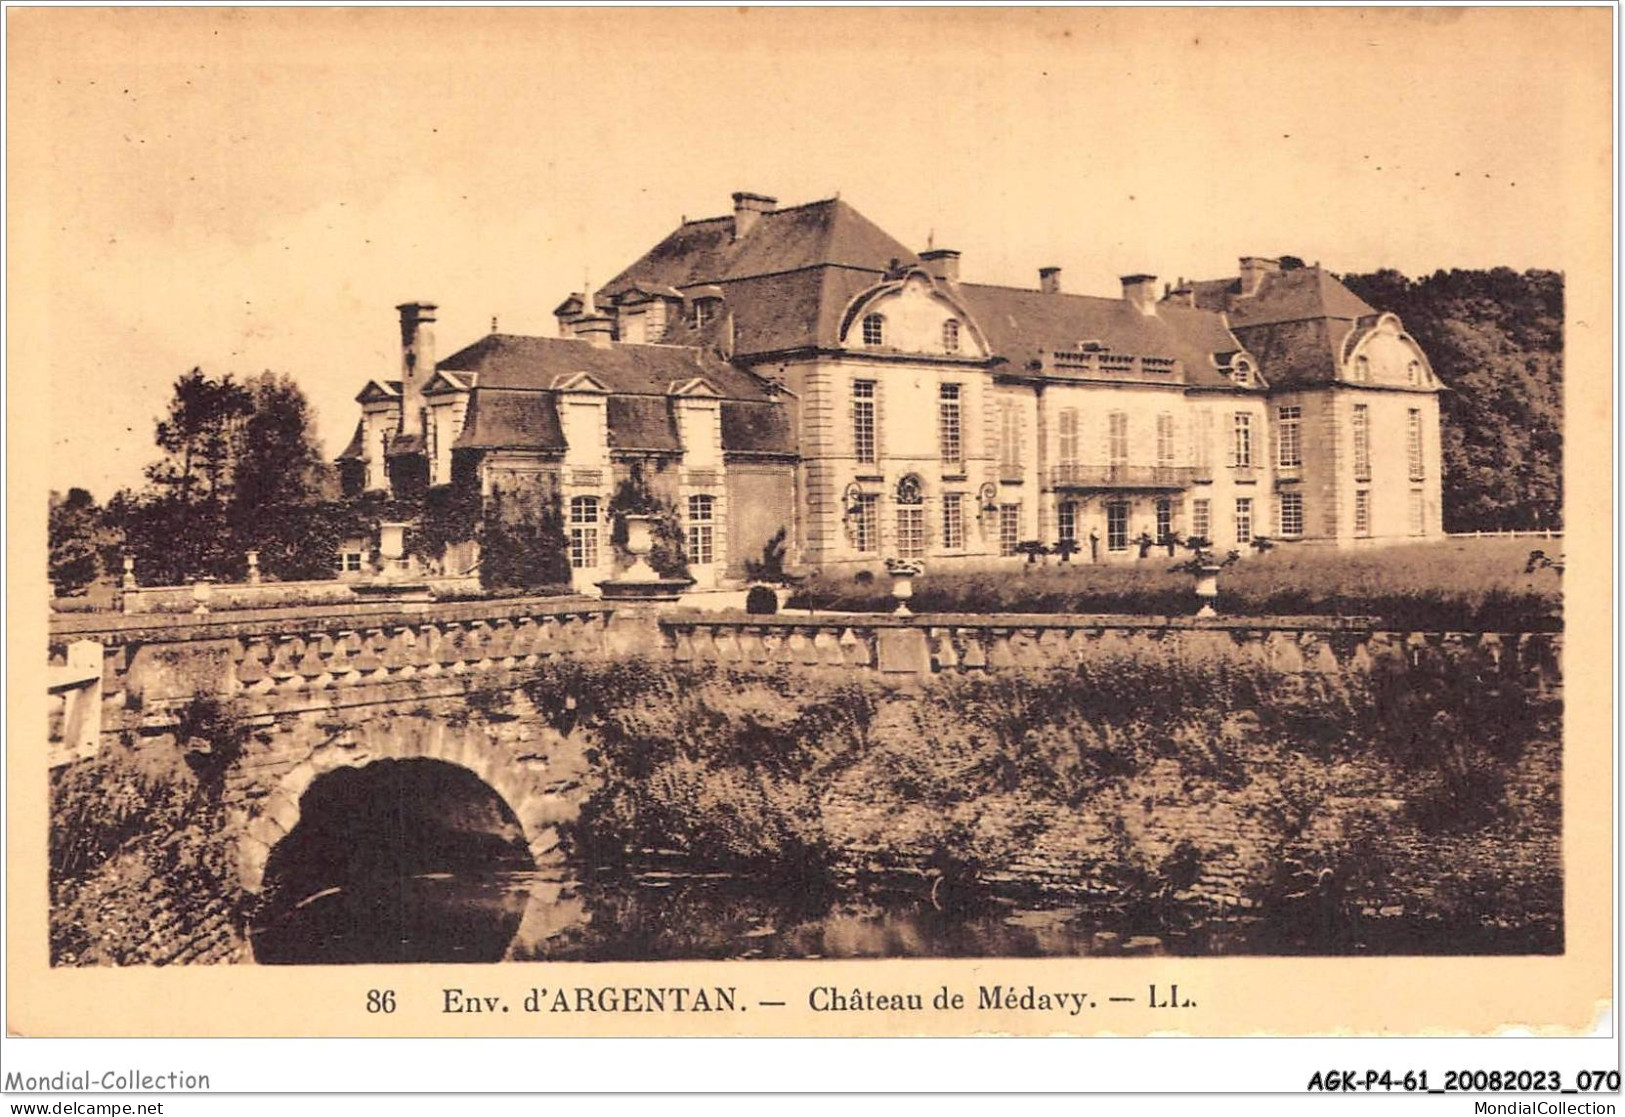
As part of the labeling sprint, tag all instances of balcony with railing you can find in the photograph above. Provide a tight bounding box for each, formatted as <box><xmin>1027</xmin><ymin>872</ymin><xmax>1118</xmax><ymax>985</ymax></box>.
<box><xmin>1049</xmin><ymin>463</ymin><xmax>1194</xmax><ymax>490</ymax></box>
<box><xmin>1045</xmin><ymin>350</ymin><xmax>1183</xmax><ymax>383</ymax></box>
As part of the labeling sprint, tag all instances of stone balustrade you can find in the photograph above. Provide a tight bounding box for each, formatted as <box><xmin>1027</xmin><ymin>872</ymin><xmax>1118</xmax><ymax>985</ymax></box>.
<box><xmin>48</xmin><ymin>596</ymin><xmax>626</xmax><ymax>733</ymax></box>
<box><xmin>660</xmin><ymin>609</ymin><xmax>1563</xmax><ymax>687</ymax></box>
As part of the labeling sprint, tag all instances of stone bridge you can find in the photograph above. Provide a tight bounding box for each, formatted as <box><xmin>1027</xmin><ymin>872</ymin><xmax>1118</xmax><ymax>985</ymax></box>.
<box><xmin>48</xmin><ymin>593</ymin><xmax>1563</xmax><ymax>910</ymax></box>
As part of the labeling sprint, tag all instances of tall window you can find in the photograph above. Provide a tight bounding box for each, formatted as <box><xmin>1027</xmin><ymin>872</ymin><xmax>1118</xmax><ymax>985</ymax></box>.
<box><xmin>1106</xmin><ymin>501</ymin><xmax>1129</xmax><ymax>552</ymax></box>
<box><xmin>1352</xmin><ymin>404</ymin><xmax>1371</xmax><ymax>480</ymax></box>
<box><xmin>941</xmin><ymin>493</ymin><xmax>964</xmax><ymax>550</ymax></box>
<box><xmin>1195</xmin><ymin>409</ymin><xmax>1214</xmax><ymax>473</ymax></box>
<box><xmin>686</xmin><ymin>494</ymin><xmax>715</xmax><ymax>565</ymax></box>
<box><xmin>1354</xmin><ymin>490</ymin><xmax>1371</xmax><ymax>537</ymax></box>
<box><xmin>1353</xmin><ymin>355</ymin><xmax>1370</xmax><ymax>382</ymax></box>
<box><xmin>999</xmin><ymin>404</ymin><xmax>1023</xmax><ymax>472</ymax></box>
<box><xmin>862</xmin><ymin>313</ymin><xmax>886</xmax><ymax>347</ymax></box>
<box><xmin>1407</xmin><ymin>359</ymin><xmax>1422</xmax><ymax>386</ymax></box>
<box><xmin>1278</xmin><ymin>405</ymin><xmax>1302</xmax><ymax>468</ymax></box>
<box><xmin>1057</xmin><ymin>500</ymin><xmax>1077</xmax><ymax>543</ymax></box>
<box><xmin>938</xmin><ymin>384</ymin><xmax>962</xmax><ymax>467</ymax></box>
<box><xmin>1108</xmin><ymin>411</ymin><xmax>1128</xmax><ymax>467</ymax></box>
<box><xmin>942</xmin><ymin>319</ymin><xmax>961</xmax><ymax>353</ymax></box>
<box><xmin>1230</xmin><ymin>412</ymin><xmax>1253</xmax><ymax>467</ymax></box>
<box><xmin>894</xmin><ymin>474</ymin><xmax>924</xmax><ymax>559</ymax></box>
<box><xmin>1234</xmin><ymin>497</ymin><xmax>1253</xmax><ymax>545</ymax></box>
<box><xmin>1057</xmin><ymin>407</ymin><xmax>1079</xmax><ymax>464</ymax></box>
<box><xmin>1155</xmin><ymin>498</ymin><xmax>1173</xmax><ymax>542</ymax></box>
<box><xmin>569</xmin><ymin>496</ymin><xmax>600</xmax><ymax>569</ymax></box>
<box><xmin>1409</xmin><ymin>489</ymin><xmax>1426</xmax><ymax>536</ymax></box>
<box><xmin>1279</xmin><ymin>491</ymin><xmax>1303</xmax><ymax>538</ymax></box>
<box><xmin>1407</xmin><ymin>408</ymin><xmax>1425</xmax><ymax>479</ymax></box>
<box><xmin>998</xmin><ymin>503</ymin><xmax>1021</xmax><ymax>557</ymax></box>
<box><xmin>852</xmin><ymin>380</ymin><xmax>877</xmax><ymax>464</ymax></box>
<box><xmin>1191</xmin><ymin>498</ymin><xmax>1211</xmax><ymax>542</ymax></box>
<box><xmin>852</xmin><ymin>493</ymin><xmax>879</xmax><ymax>553</ymax></box>
<box><xmin>1156</xmin><ymin>412</ymin><xmax>1175</xmax><ymax>467</ymax></box>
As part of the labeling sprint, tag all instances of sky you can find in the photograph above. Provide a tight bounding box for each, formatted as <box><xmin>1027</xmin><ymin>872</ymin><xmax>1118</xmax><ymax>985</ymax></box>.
<box><xmin>8</xmin><ymin>7</ymin><xmax>1612</xmax><ymax>499</ymax></box>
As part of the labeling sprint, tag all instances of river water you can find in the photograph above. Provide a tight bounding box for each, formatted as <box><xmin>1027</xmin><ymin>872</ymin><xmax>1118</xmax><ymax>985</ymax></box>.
<box><xmin>248</xmin><ymin>868</ymin><xmax>1247</xmax><ymax>964</ymax></box>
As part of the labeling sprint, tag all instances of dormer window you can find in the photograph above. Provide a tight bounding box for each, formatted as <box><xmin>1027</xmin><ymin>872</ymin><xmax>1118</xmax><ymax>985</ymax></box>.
<box><xmin>1231</xmin><ymin>359</ymin><xmax>1253</xmax><ymax>387</ymax></box>
<box><xmin>688</xmin><ymin>299</ymin><xmax>716</xmax><ymax>329</ymax></box>
<box><xmin>942</xmin><ymin>318</ymin><xmax>961</xmax><ymax>353</ymax></box>
<box><xmin>862</xmin><ymin>313</ymin><xmax>886</xmax><ymax>347</ymax></box>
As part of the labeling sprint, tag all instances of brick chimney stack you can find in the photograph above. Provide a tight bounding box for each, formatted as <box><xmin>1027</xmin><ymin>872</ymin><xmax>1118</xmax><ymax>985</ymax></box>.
<box><xmin>919</xmin><ymin>248</ymin><xmax>961</xmax><ymax>282</ymax></box>
<box><xmin>1039</xmin><ymin>266</ymin><xmax>1062</xmax><ymax>294</ymax></box>
<box><xmin>1238</xmin><ymin>256</ymin><xmax>1280</xmax><ymax>296</ymax></box>
<box><xmin>396</xmin><ymin>301</ymin><xmax>437</xmax><ymax>434</ymax></box>
<box><xmin>732</xmin><ymin>192</ymin><xmax>777</xmax><ymax>240</ymax></box>
<box><xmin>1120</xmin><ymin>274</ymin><xmax>1159</xmax><ymax>316</ymax></box>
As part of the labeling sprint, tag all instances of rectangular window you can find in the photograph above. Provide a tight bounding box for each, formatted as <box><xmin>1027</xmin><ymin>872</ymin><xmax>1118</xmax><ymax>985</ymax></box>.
<box><xmin>998</xmin><ymin>503</ymin><xmax>1022</xmax><ymax>557</ymax></box>
<box><xmin>1278</xmin><ymin>405</ymin><xmax>1302</xmax><ymax>468</ymax></box>
<box><xmin>852</xmin><ymin>380</ymin><xmax>877</xmax><ymax>465</ymax></box>
<box><xmin>1191</xmin><ymin>499</ymin><xmax>1211</xmax><ymax>542</ymax></box>
<box><xmin>1155</xmin><ymin>498</ymin><xmax>1173</xmax><ymax>542</ymax></box>
<box><xmin>1195</xmin><ymin>409</ymin><xmax>1214</xmax><ymax>472</ymax></box>
<box><xmin>569</xmin><ymin>496</ymin><xmax>600</xmax><ymax>569</ymax></box>
<box><xmin>939</xmin><ymin>384</ymin><xmax>963</xmax><ymax>467</ymax></box>
<box><xmin>1352</xmin><ymin>404</ymin><xmax>1371</xmax><ymax>480</ymax></box>
<box><xmin>999</xmin><ymin>403</ymin><xmax>1022</xmax><ymax>467</ymax></box>
<box><xmin>686</xmin><ymin>494</ymin><xmax>715</xmax><ymax>565</ymax></box>
<box><xmin>1156</xmin><ymin>412</ymin><xmax>1175</xmax><ymax>466</ymax></box>
<box><xmin>341</xmin><ymin>551</ymin><xmax>364</xmax><ymax>573</ymax></box>
<box><xmin>1230</xmin><ymin>412</ymin><xmax>1252</xmax><ymax>467</ymax></box>
<box><xmin>1409</xmin><ymin>489</ymin><xmax>1426</xmax><ymax>536</ymax></box>
<box><xmin>1108</xmin><ymin>411</ymin><xmax>1128</xmax><ymax>467</ymax></box>
<box><xmin>1106</xmin><ymin>501</ymin><xmax>1129</xmax><ymax>552</ymax></box>
<box><xmin>941</xmin><ymin>493</ymin><xmax>964</xmax><ymax>550</ymax></box>
<box><xmin>1407</xmin><ymin>408</ymin><xmax>1425</xmax><ymax>480</ymax></box>
<box><xmin>1354</xmin><ymin>489</ymin><xmax>1371</xmax><ymax>537</ymax></box>
<box><xmin>896</xmin><ymin>506</ymin><xmax>925</xmax><ymax>559</ymax></box>
<box><xmin>1279</xmin><ymin>491</ymin><xmax>1303</xmax><ymax>538</ymax></box>
<box><xmin>1057</xmin><ymin>407</ymin><xmax>1079</xmax><ymax>464</ymax></box>
<box><xmin>852</xmin><ymin>493</ymin><xmax>880</xmax><ymax>554</ymax></box>
<box><xmin>1234</xmin><ymin>497</ymin><xmax>1253</xmax><ymax>545</ymax></box>
<box><xmin>1057</xmin><ymin>500</ymin><xmax>1077</xmax><ymax>544</ymax></box>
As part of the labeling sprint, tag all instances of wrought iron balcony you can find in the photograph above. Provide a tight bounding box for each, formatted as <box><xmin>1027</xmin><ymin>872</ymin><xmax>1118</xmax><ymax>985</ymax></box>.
<box><xmin>1049</xmin><ymin>463</ymin><xmax>1194</xmax><ymax>490</ymax></box>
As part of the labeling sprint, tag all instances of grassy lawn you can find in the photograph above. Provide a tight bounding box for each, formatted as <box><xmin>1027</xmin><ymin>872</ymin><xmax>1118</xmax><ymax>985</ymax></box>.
<box><xmin>787</xmin><ymin>537</ymin><xmax>1562</xmax><ymax>631</ymax></box>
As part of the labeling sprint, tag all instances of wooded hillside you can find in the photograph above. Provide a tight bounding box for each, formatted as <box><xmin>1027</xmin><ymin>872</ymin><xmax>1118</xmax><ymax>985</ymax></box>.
<box><xmin>1340</xmin><ymin>268</ymin><xmax>1563</xmax><ymax>532</ymax></box>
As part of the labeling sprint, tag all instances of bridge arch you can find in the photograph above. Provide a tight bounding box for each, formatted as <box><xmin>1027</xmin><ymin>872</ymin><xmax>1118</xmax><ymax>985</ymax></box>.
<box><xmin>237</xmin><ymin>711</ymin><xmax>588</xmax><ymax>895</ymax></box>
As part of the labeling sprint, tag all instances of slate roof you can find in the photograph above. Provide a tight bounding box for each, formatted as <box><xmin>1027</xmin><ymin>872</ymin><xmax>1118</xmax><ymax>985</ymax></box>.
<box><xmin>606</xmin><ymin>396</ymin><xmax>680</xmax><ymax>452</ymax></box>
<box><xmin>1181</xmin><ymin>265</ymin><xmax>1376</xmax><ymax>387</ymax></box>
<box><xmin>437</xmin><ymin>333</ymin><xmax>773</xmax><ymax>400</ymax></box>
<box><xmin>598</xmin><ymin>198</ymin><xmax>914</xmax><ymax>299</ymax></box>
<box><xmin>955</xmin><ymin>284</ymin><xmax>1249</xmax><ymax>388</ymax></box>
<box><xmin>336</xmin><ymin>420</ymin><xmax>365</xmax><ymax>461</ymax></box>
<box><xmin>452</xmin><ymin>389</ymin><xmax>565</xmax><ymax>452</ymax></box>
<box><xmin>720</xmin><ymin>400</ymin><xmax>796</xmax><ymax>456</ymax></box>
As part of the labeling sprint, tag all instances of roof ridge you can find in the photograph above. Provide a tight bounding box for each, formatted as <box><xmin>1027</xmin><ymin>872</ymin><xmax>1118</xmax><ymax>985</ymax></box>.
<box><xmin>678</xmin><ymin>196</ymin><xmax>841</xmax><ymax>230</ymax></box>
<box><xmin>960</xmin><ymin>281</ymin><xmax>1127</xmax><ymax>306</ymax></box>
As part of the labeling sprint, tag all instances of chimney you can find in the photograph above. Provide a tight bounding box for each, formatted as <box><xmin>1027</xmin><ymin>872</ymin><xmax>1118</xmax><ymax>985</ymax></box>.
<box><xmin>1120</xmin><ymin>274</ymin><xmax>1158</xmax><ymax>316</ymax></box>
<box><xmin>1164</xmin><ymin>285</ymin><xmax>1196</xmax><ymax>308</ymax></box>
<box><xmin>396</xmin><ymin>301</ymin><xmax>437</xmax><ymax>434</ymax></box>
<box><xmin>1238</xmin><ymin>256</ymin><xmax>1280</xmax><ymax>296</ymax></box>
<box><xmin>1039</xmin><ymin>266</ymin><xmax>1062</xmax><ymax>294</ymax></box>
<box><xmin>574</xmin><ymin>312</ymin><xmax>615</xmax><ymax>348</ymax></box>
<box><xmin>731</xmin><ymin>192</ymin><xmax>777</xmax><ymax>240</ymax></box>
<box><xmin>919</xmin><ymin>248</ymin><xmax>961</xmax><ymax>282</ymax></box>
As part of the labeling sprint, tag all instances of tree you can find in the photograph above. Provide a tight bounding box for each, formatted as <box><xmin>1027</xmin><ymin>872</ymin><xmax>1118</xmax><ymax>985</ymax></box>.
<box><xmin>146</xmin><ymin>368</ymin><xmax>253</xmax><ymax>508</ymax></box>
<box><xmin>1340</xmin><ymin>268</ymin><xmax>1563</xmax><ymax>532</ymax></box>
<box><xmin>227</xmin><ymin>373</ymin><xmax>336</xmax><ymax>578</ymax></box>
<box><xmin>48</xmin><ymin>488</ymin><xmax>102</xmax><ymax>595</ymax></box>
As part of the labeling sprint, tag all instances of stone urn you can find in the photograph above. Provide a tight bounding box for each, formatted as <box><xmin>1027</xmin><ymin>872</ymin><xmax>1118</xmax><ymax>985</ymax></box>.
<box><xmin>1194</xmin><ymin>563</ymin><xmax>1223</xmax><ymax>617</ymax></box>
<box><xmin>596</xmin><ymin>513</ymin><xmax>692</xmax><ymax>602</ymax></box>
<box><xmin>121</xmin><ymin>554</ymin><xmax>137</xmax><ymax>590</ymax></box>
<box><xmin>885</xmin><ymin>558</ymin><xmax>925</xmax><ymax>617</ymax></box>
<box><xmin>245</xmin><ymin>549</ymin><xmax>261</xmax><ymax>585</ymax></box>
<box><xmin>190</xmin><ymin>577</ymin><xmax>215</xmax><ymax>616</ymax></box>
<box><xmin>377</xmin><ymin>521</ymin><xmax>409</xmax><ymax>580</ymax></box>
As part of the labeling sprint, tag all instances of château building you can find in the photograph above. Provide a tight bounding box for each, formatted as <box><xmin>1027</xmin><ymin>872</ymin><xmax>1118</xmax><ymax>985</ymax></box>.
<box><xmin>339</xmin><ymin>191</ymin><xmax>1445</xmax><ymax>591</ymax></box>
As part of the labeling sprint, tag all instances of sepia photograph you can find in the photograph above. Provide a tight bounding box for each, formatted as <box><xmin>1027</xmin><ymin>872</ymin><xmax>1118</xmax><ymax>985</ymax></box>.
<box><xmin>6</xmin><ymin>5</ymin><xmax>1613</xmax><ymax>1052</ymax></box>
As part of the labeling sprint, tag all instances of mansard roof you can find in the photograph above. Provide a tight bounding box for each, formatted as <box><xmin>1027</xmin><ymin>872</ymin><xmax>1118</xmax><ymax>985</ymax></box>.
<box><xmin>598</xmin><ymin>197</ymin><xmax>915</xmax><ymax>300</ymax></box>
<box><xmin>336</xmin><ymin>420</ymin><xmax>365</xmax><ymax>461</ymax></box>
<box><xmin>1186</xmin><ymin>265</ymin><xmax>1376</xmax><ymax>326</ymax></box>
<box><xmin>436</xmin><ymin>333</ymin><xmax>773</xmax><ymax>401</ymax></box>
<box><xmin>955</xmin><ymin>284</ymin><xmax>1252</xmax><ymax>388</ymax></box>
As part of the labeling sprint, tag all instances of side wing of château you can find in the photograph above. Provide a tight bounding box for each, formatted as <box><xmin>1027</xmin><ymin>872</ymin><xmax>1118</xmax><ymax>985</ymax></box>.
<box><xmin>339</xmin><ymin>191</ymin><xmax>1444</xmax><ymax>590</ymax></box>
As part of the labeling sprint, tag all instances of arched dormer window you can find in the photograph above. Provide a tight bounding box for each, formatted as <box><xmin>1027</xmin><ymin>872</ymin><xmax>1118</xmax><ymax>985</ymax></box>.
<box><xmin>862</xmin><ymin>313</ymin><xmax>886</xmax><ymax>347</ymax></box>
<box><xmin>1353</xmin><ymin>354</ymin><xmax>1370</xmax><ymax>382</ymax></box>
<box><xmin>1231</xmin><ymin>359</ymin><xmax>1253</xmax><ymax>387</ymax></box>
<box><xmin>942</xmin><ymin>318</ymin><xmax>961</xmax><ymax>353</ymax></box>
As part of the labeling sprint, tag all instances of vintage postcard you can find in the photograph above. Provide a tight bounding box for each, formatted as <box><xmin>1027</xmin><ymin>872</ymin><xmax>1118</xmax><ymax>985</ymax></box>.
<box><xmin>5</xmin><ymin>5</ymin><xmax>1614</xmax><ymax>1054</ymax></box>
